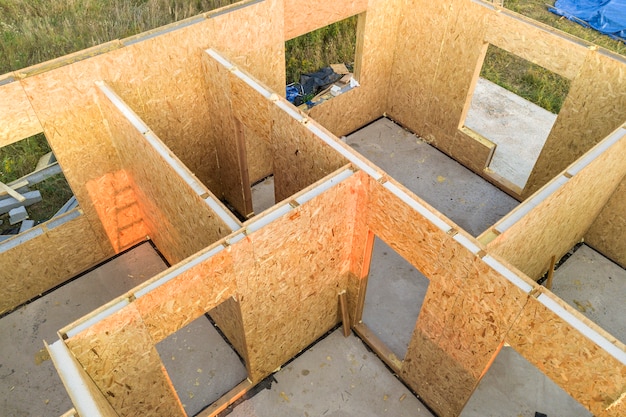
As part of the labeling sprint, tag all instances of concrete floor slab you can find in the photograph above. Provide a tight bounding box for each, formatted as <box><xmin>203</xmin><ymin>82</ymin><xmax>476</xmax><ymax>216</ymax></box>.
<box><xmin>251</xmin><ymin>176</ymin><xmax>275</xmax><ymax>216</ymax></box>
<box><xmin>226</xmin><ymin>329</ymin><xmax>434</xmax><ymax>417</ymax></box>
<box><xmin>157</xmin><ymin>315</ymin><xmax>248</xmax><ymax>417</ymax></box>
<box><xmin>460</xmin><ymin>346</ymin><xmax>592</xmax><ymax>417</ymax></box>
<box><xmin>0</xmin><ymin>242</ymin><xmax>168</xmax><ymax>417</ymax></box>
<box><xmin>362</xmin><ymin>237</ymin><xmax>429</xmax><ymax>360</ymax></box>
<box><xmin>346</xmin><ymin>117</ymin><xmax>518</xmax><ymax>236</ymax></box>
<box><xmin>465</xmin><ymin>78</ymin><xmax>557</xmax><ymax>189</ymax></box>
<box><xmin>552</xmin><ymin>244</ymin><xmax>626</xmax><ymax>344</ymax></box>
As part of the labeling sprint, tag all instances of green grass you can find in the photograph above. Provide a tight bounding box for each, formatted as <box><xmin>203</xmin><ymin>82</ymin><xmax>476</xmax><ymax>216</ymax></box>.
<box><xmin>0</xmin><ymin>0</ymin><xmax>238</xmax><ymax>74</ymax></box>
<box><xmin>285</xmin><ymin>16</ymin><xmax>358</xmax><ymax>84</ymax></box>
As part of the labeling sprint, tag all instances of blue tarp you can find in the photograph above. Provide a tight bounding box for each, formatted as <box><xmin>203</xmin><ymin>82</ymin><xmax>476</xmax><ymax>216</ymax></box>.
<box><xmin>550</xmin><ymin>0</ymin><xmax>626</xmax><ymax>41</ymax></box>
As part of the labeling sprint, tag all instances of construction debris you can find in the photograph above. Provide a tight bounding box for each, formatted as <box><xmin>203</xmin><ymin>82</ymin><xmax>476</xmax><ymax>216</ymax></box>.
<box><xmin>9</xmin><ymin>206</ymin><xmax>28</xmax><ymax>225</ymax></box>
<box><xmin>0</xmin><ymin>190</ymin><xmax>42</xmax><ymax>215</ymax></box>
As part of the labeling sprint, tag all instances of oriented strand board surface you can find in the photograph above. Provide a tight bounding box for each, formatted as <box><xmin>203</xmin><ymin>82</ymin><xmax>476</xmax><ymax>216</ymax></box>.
<box><xmin>0</xmin><ymin>213</ymin><xmax>107</xmax><ymax>314</ymax></box>
<box><xmin>484</xmin><ymin>10</ymin><xmax>587</xmax><ymax>80</ymax></box>
<box><xmin>308</xmin><ymin>0</ymin><xmax>403</xmax><ymax>137</ymax></box>
<box><xmin>523</xmin><ymin>50</ymin><xmax>626</xmax><ymax>197</ymax></box>
<box><xmin>208</xmin><ymin>296</ymin><xmax>249</xmax><ymax>364</ymax></box>
<box><xmin>134</xmin><ymin>248</ymin><xmax>237</xmax><ymax>344</ymax></box>
<box><xmin>66</xmin><ymin>304</ymin><xmax>185</xmax><ymax>417</ymax></box>
<box><xmin>0</xmin><ymin>79</ymin><xmax>42</xmax><ymax>147</ymax></box>
<box><xmin>97</xmin><ymin>87</ymin><xmax>230</xmax><ymax>264</ymax></box>
<box><xmin>271</xmin><ymin>106</ymin><xmax>348</xmax><ymax>202</ymax></box>
<box><xmin>506</xmin><ymin>293</ymin><xmax>626</xmax><ymax>417</ymax></box>
<box><xmin>585</xmin><ymin>177</ymin><xmax>626</xmax><ymax>268</ymax></box>
<box><xmin>236</xmin><ymin>173</ymin><xmax>361</xmax><ymax>382</ymax></box>
<box><xmin>488</xmin><ymin>134</ymin><xmax>626</xmax><ymax>280</ymax></box>
<box><xmin>284</xmin><ymin>0</ymin><xmax>368</xmax><ymax>40</ymax></box>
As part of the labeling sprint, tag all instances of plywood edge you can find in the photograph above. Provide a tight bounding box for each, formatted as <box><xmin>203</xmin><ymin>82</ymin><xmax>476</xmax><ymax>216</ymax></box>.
<box><xmin>353</xmin><ymin>322</ymin><xmax>403</xmax><ymax>373</ymax></box>
<box><xmin>195</xmin><ymin>379</ymin><xmax>253</xmax><ymax>417</ymax></box>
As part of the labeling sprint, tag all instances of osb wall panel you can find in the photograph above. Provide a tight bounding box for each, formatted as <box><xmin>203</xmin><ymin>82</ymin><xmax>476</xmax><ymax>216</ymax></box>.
<box><xmin>0</xmin><ymin>214</ymin><xmax>107</xmax><ymax>314</ymax></box>
<box><xmin>229</xmin><ymin>71</ymin><xmax>273</xmax><ymax>184</ymax></box>
<box><xmin>20</xmin><ymin>53</ymin><xmax>128</xmax><ymax>257</ymax></box>
<box><xmin>236</xmin><ymin>174</ymin><xmax>361</xmax><ymax>382</ymax></box>
<box><xmin>66</xmin><ymin>304</ymin><xmax>185</xmax><ymax>417</ymax></box>
<box><xmin>523</xmin><ymin>50</ymin><xmax>626</xmax><ymax>197</ymax></box>
<box><xmin>133</xmin><ymin>248</ymin><xmax>237</xmax><ymax>344</ymax></box>
<box><xmin>484</xmin><ymin>10</ymin><xmax>587</xmax><ymax>80</ymax></box>
<box><xmin>366</xmin><ymin>177</ymin><xmax>531</xmax><ymax>417</ymax></box>
<box><xmin>201</xmin><ymin>52</ymin><xmax>248</xmax><ymax>215</ymax></box>
<box><xmin>208</xmin><ymin>296</ymin><xmax>249</xmax><ymax>365</ymax></box>
<box><xmin>0</xmin><ymin>79</ymin><xmax>42</xmax><ymax>147</ymax></box>
<box><xmin>96</xmin><ymin>88</ymin><xmax>230</xmax><ymax>264</ymax></box>
<box><xmin>506</xmin><ymin>293</ymin><xmax>626</xmax><ymax>417</ymax></box>
<box><xmin>284</xmin><ymin>0</ymin><xmax>368</xmax><ymax>40</ymax></box>
<box><xmin>85</xmin><ymin>170</ymin><xmax>151</xmax><ymax>253</ymax></box>
<box><xmin>585</xmin><ymin>177</ymin><xmax>626</xmax><ymax>268</ymax></box>
<box><xmin>308</xmin><ymin>0</ymin><xmax>403</xmax><ymax>137</ymax></box>
<box><xmin>271</xmin><ymin>106</ymin><xmax>348</xmax><ymax>202</ymax></box>
<box><xmin>487</xmin><ymin>135</ymin><xmax>626</xmax><ymax>280</ymax></box>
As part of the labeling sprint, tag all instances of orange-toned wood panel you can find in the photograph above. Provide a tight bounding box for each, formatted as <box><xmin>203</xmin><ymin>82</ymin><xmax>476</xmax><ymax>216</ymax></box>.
<box><xmin>66</xmin><ymin>304</ymin><xmax>185</xmax><ymax>417</ymax></box>
<box><xmin>585</xmin><ymin>176</ymin><xmax>626</xmax><ymax>268</ymax></box>
<box><xmin>506</xmin><ymin>293</ymin><xmax>626</xmax><ymax>417</ymax></box>
<box><xmin>0</xmin><ymin>213</ymin><xmax>107</xmax><ymax>314</ymax></box>
<box><xmin>0</xmin><ymin>79</ymin><xmax>41</xmax><ymax>147</ymax></box>
<box><xmin>236</xmin><ymin>172</ymin><xmax>361</xmax><ymax>382</ymax></box>
<box><xmin>96</xmin><ymin>87</ymin><xmax>230</xmax><ymax>264</ymax></box>
<box><xmin>488</xmin><ymin>134</ymin><xmax>626</xmax><ymax>280</ymax></box>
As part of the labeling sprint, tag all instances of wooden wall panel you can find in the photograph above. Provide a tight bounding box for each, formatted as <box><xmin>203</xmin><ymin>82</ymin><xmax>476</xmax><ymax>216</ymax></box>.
<box><xmin>66</xmin><ymin>304</ymin><xmax>185</xmax><ymax>417</ymax></box>
<box><xmin>96</xmin><ymin>87</ymin><xmax>230</xmax><ymax>265</ymax></box>
<box><xmin>308</xmin><ymin>0</ymin><xmax>403</xmax><ymax>137</ymax></box>
<box><xmin>506</xmin><ymin>293</ymin><xmax>626</xmax><ymax>417</ymax></box>
<box><xmin>270</xmin><ymin>106</ymin><xmax>348</xmax><ymax>202</ymax></box>
<box><xmin>523</xmin><ymin>50</ymin><xmax>626</xmax><ymax>197</ymax></box>
<box><xmin>284</xmin><ymin>0</ymin><xmax>368</xmax><ymax>40</ymax></box>
<box><xmin>0</xmin><ymin>213</ymin><xmax>107</xmax><ymax>314</ymax></box>
<box><xmin>201</xmin><ymin>52</ymin><xmax>249</xmax><ymax>216</ymax></box>
<box><xmin>487</xmin><ymin>134</ymin><xmax>626</xmax><ymax>280</ymax></box>
<box><xmin>0</xmin><ymin>78</ymin><xmax>42</xmax><ymax>147</ymax></box>
<box><xmin>133</xmin><ymin>248</ymin><xmax>237</xmax><ymax>344</ymax></box>
<box><xmin>236</xmin><ymin>174</ymin><xmax>360</xmax><ymax>382</ymax></box>
<box><xmin>585</xmin><ymin>177</ymin><xmax>626</xmax><ymax>268</ymax></box>
<box><xmin>208</xmin><ymin>296</ymin><xmax>249</xmax><ymax>364</ymax></box>
<box><xmin>484</xmin><ymin>10</ymin><xmax>587</xmax><ymax>80</ymax></box>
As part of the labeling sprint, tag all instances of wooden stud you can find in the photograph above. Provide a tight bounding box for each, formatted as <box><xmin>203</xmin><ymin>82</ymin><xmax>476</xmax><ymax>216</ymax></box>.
<box><xmin>338</xmin><ymin>291</ymin><xmax>351</xmax><ymax>337</ymax></box>
<box><xmin>353</xmin><ymin>323</ymin><xmax>402</xmax><ymax>373</ymax></box>
<box><xmin>0</xmin><ymin>181</ymin><xmax>26</xmax><ymax>202</ymax></box>
<box><xmin>545</xmin><ymin>254</ymin><xmax>556</xmax><ymax>290</ymax></box>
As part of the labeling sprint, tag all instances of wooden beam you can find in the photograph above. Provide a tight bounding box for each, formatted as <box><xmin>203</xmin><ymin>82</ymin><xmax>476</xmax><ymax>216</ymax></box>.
<box><xmin>338</xmin><ymin>291</ymin><xmax>350</xmax><ymax>337</ymax></box>
<box><xmin>353</xmin><ymin>322</ymin><xmax>402</xmax><ymax>373</ymax></box>
<box><xmin>196</xmin><ymin>379</ymin><xmax>253</xmax><ymax>417</ymax></box>
<box><xmin>545</xmin><ymin>255</ymin><xmax>556</xmax><ymax>290</ymax></box>
<box><xmin>0</xmin><ymin>181</ymin><xmax>26</xmax><ymax>202</ymax></box>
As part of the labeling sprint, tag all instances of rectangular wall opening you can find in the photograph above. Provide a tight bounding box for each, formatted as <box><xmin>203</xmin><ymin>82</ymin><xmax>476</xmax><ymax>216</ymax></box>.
<box><xmin>463</xmin><ymin>44</ymin><xmax>571</xmax><ymax>190</ymax></box>
<box><xmin>361</xmin><ymin>236</ymin><xmax>430</xmax><ymax>360</ymax></box>
<box><xmin>251</xmin><ymin>174</ymin><xmax>275</xmax><ymax>215</ymax></box>
<box><xmin>461</xmin><ymin>345</ymin><xmax>591</xmax><ymax>417</ymax></box>
<box><xmin>285</xmin><ymin>15</ymin><xmax>361</xmax><ymax>108</ymax></box>
<box><xmin>155</xmin><ymin>312</ymin><xmax>248</xmax><ymax>417</ymax></box>
<box><xmin>0</xmin><ymin>132</ymin><xmax>74</xmax><ymax>239</ymax></box>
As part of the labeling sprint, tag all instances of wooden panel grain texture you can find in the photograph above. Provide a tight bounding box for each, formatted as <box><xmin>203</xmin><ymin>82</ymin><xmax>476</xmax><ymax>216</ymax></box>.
<box><xmin>0</xmin><ymin>213</ymin><xmax>107</xmax><ymax>314</ymax></box>
<box><xmin>228</xmin><ymin>69</ymin><xmax>273</xmax><ymax>183</ymax></box>
<box><xmin>284</xmin><ymin>0</ymin><xmax>368</xmax><ymax>40</ymax></box>
<box><xmin>271</xmin><ymin>106</ymin><xmax>348</xmax><ymax>202</ymax></box>
<box><xmin>523</xmin><ymin>50</ymin><xmax>626</xmax><ymax>197</ymax></box>
<box><xmin>66</xmin><ymin>304</ymin><xmax>185</xmax><ymax>417</ymax></box>
<box><xmin>208</xmin><ymin>296</ymin><xmax>249</xmax><ymax>365</ymax></box>
<box><xmin>133</xmin><ymin>248</ymin><xmax>237</xmax><ymax>344</ymax></box>
<box><xmin>308</xmin><ymin>0</ymin><xmax>403</xmax><ymax>136</ymax></box>
<box><xmin>201</xmin><ymin>52</ymin><xmax>248</xmax><ymax>215</ymax></box>
<box><xmin>585</xmin><ymin>177</ymin><xmax>626</xmax><ymax>268</ymax></box>
<box><xmin>387</xmin><ymin>0</ymin><xmax>455</xmax><ymax>137</ymax></box>
<box><xmin>236</xmin><ymin>174</ymin><xmax>361</xmax><ymax>382</ymax></box>
<box><xmin>0</xmin><ymin>79</ymin><xmax>42</xmax><ymax>147</ymax></box>
<box><xmin>487</xmin><ymin>135</ymin><xmax>626</xmax><ymax>280</ymax></box>
<box><xmin>484</xmin><ymin>9</ymin><xmax>587</xmax><ymax>79</ymax></box>
<box><xmin>96</xmin><ymin>87</ymin><xmax>230</xmax><ymax>265</ymax></box>
<box><xmin>506</xmin><ymin>293</ymin><xmax>626</xmax><ymax>417</ymax></box>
